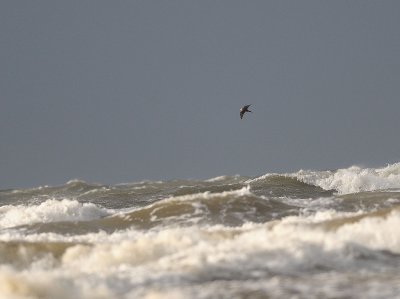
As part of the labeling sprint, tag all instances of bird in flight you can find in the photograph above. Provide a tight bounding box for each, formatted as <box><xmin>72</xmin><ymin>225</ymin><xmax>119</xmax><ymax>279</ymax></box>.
<box><xmin>240</xmin><ymin>105</ymin><xmax>252</xmax><ymax>119</ymax></box>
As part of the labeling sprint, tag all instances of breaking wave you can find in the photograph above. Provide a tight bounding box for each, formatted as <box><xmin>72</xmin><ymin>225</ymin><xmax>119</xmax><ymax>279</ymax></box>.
<box><xmin>2</xmin><ymin>162</ymin><xmax>400</xmax><ymax>298</ymax></box>
<box><xmin>0</xmin><ymin>199</ymin><xmax>111</xmax><ymax>229</ymax></box>
<box><xmin>0</xmin><ymin>207</ymin><xmax>400</xmax><ymax>298</ymax></box>
<box><xmin>250</xmin><ymin>163</ymin><xmax>400</xmax><ymax>194</ymax></box>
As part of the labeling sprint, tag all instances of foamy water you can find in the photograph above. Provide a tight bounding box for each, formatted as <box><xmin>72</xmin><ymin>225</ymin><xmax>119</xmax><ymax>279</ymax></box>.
<box><xmin>292</xmin><ymin>163</ymin><xmax>400</xmax><ymax>194</ymax></box>
<box><xmin>1</xmin><ymin>163</ymin><xmax>400</xmax><ymax>298</ymax></box>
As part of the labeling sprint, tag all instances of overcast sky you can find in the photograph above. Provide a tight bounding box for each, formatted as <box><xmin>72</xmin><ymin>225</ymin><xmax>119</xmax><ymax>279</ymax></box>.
<box><xmin>1</xmin><ymin>1</ymin><xmax>400</xmax><ymax>188</ymax></box>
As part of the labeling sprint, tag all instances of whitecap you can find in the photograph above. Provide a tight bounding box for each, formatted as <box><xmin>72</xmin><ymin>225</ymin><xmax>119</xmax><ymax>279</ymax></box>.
<box><xmin>0</xmin><ymin>199</ymin><xmax>112</xmax><ymax>229</ymax></box>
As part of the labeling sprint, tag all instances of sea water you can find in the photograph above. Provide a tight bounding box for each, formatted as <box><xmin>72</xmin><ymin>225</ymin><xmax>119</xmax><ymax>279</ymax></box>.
<box><xmin>1</xmin><ymin>163</ymin><xmax>400</xmax><ymax>298</ymax></box>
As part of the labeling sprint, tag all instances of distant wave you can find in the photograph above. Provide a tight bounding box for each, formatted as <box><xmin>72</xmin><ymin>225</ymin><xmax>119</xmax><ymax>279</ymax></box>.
<box><xmin>249</xmin><ymin>162</ymin><xmax>400</xmax><ymax>194</ymax></box>
<box><xmin>292</xmin><ymin>163</ymin><xmax>400</xmax><ymax>194</ymax></box>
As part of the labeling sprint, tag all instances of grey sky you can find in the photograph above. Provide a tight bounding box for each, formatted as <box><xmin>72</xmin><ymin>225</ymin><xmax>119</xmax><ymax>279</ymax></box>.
<box><xmin>1</xmin><ymin>1</ymin><xmax>399</xmax><ymax>188</ymax></box>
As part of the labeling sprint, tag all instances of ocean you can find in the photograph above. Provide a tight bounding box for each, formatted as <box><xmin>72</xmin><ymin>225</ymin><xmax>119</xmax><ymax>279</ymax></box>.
<box><xmin>1</xmin><ymin>163</ymin><xmax>400</xmax><ymax>299</ymax></box>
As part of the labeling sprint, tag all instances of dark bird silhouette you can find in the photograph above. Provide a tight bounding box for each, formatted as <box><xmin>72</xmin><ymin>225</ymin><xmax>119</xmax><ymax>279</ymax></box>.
<box><xmin>240</xmin><ymin>105</ymin><xmax>252</xmax><ymax>119</ymax></box>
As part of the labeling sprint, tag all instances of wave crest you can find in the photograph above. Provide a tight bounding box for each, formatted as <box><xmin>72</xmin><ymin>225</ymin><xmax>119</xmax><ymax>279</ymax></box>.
<box><xmin>251</xmin><ymin>162</ymin><xmax>400</xmax><ymax>194</ymax></box>
<box><xmin>0</xmin><ymin>199</ymin><xmax>111</xmax><ymax>229</ymax></box>
<box><xmin>293</xmin><ymin>163</ymin><xmax>400</xmax><ymax>194</ymax></box>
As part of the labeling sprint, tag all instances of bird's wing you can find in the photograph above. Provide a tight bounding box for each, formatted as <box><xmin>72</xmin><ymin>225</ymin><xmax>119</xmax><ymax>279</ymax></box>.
<box><xmin>240</xmin><ymin>111</ymin><xmax>244</xmax><ymax>119</ymax></box>
<box><xmin>244</xmin><ymin>105</ymin><xmax>251</xmax><ymax>109</ymax></box>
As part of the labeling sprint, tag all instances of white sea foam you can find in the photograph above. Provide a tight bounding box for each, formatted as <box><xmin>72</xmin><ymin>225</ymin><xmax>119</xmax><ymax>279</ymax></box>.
<box><xmin>205</xmin><ymin>175</ymin><xmax>229</xmax><ymax>182</ymax></box>
<box><xmin>66</xmin><ymin>179</ymin><xmax>88</xmax><ymax>185</ymax></box>
<box><xmin>292</xmin><ymin>163</ymin><xmax>400</xmax><ymax>194</ymax></box>
<box><xmin>204</xmin><ymin>175</ymin><xmax>241</xmax><ymax>182</ymax></box>
<box><xmin>250</xmin><ymin>162</ymin><xmax>400</xmax><ymax>194</ymax></box>
<box><xmin>0</xmin><ymin>208</ymin><xmax>400</xmax><ymax>298</ymax></box>
<box><xmin>146</xmin><ymin>185</ymin><xmax>252</xmax><ymax>207</ymax></box>
<box><xmin>0</xmin><ymin>199</ymin><xmax>111</xmax><ymax>229</ymax></box>
<box><xmin>1</xmin><ymin>208</ymin><xmax>400</xmax><ymax>267</ymax></box>
<box><xmin>2</xmin><ymin>167</ymin><xmax>400</xmax><ymax>299</ymax></box>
